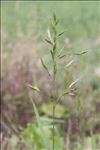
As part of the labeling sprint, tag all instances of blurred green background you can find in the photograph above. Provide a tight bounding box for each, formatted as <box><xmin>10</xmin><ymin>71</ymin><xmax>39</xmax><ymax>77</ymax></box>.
<box><xmin>1</xmin><ymin>1</ymin><xmax>100</xmax><ymax>40</ymax></box>
<box><xmin>1</xmin><ymin>1</ymin><xmax>100</xmax><ymax>150</ymax></box>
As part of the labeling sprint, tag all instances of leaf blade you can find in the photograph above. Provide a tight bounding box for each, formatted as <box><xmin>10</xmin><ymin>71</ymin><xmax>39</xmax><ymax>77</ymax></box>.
<box><xmin>27</xmin><ymin>84</ymin><xmax>40</xmax><ymax>92</ymax></box>
<box><xmin>41</xmin><ymin>58</ymin><xmax>50</xmax><ymax>76</ymax></box>
<box><xmin>65</xmin><ymin>59</ymin><xmax>75</xmax><ymax>68</ymax></box>
<box><xmin>30</xmin><ymin>98</ymin><xmax>50</xmax><ymax>150</ymax></box>
<box><xmin>74</xmin><ymin>50</ymin><xmax>88</xmax><ymax>55</ymax></box>
<box><xmin>69</xmin><ymin>77</ymin><xmax>81</xmax><ymax>89</ymax></box>
<box><xmin>45</xmin><ymin>38</ymin><xmax>53</xmax><ymax>45</ymax></box>
<box><xmin>57</xmin><ymin>31</ymin><xmax>64</xmax><ymax>37</ymax></box>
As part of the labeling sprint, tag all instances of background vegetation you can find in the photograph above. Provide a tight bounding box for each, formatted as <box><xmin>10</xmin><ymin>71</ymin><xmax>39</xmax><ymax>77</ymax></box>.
<box><xmin>1</xmin><ymin>1</ymin><xmax>100</xmax><ymax>150</ymax></box>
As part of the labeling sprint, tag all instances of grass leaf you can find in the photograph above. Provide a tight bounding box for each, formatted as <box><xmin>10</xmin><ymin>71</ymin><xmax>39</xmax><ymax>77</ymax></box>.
<box><xmin>45</xmin><ymin>38</ymin><xmax>53</xmax><ymax>45</ymax></box>
<box><xmin>57</xmin><ymin>31</ymin><xmax>64</xmax><ymax>37</ymax></box>
<box><xmin>27</xmin><ymin>84</ymin><xmax>40</xmax><ymax>92</ymax></box>
<box><xmin>41</xmin><ymin>58</ymin><xmax>50</xmax><ymax>76</ymax></box>
<box><xmin>50</xmin><ymin>50</ymin><xmax>54</xmax><ymax>60</ymax></box>
<box><xmin>65</xmin><ymin>59</ymin><xmax>75</xmax><ymax>68</ymax></box>
<box><xmin>47</xmin><ymin>29</ymin><xmax>52</xmax><ymax>42</ymax></box>
<box><xmin>54</xmin><ymin>62</ymin><xmax>57</xmax><ymax>78</ymax></box>
<box><xmin>57</xmin><ymin>47</ymin><xmax>64</xmax><ymax>57</ymax></box>
<box><xmin>58</xmin><ymin>54</ymin><xmax>66</xmax><ymax>59</ymax></box>
<box><xmin>30</xmin><ymin>97</ymin><xmax>50</xmax><ymax>150</ymax></box>
<box><xmin>69</xmin><ymin>77</ymin><xmax>81</xmax><ymax>89</ymax></box>
<box><xmin>74</xmin><ymin>50</ymin><xmax>88</xmax><ymax>55</ymax></box>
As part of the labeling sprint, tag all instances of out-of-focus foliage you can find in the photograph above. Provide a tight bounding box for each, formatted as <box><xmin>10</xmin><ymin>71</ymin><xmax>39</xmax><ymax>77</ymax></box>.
<box><xmin>22</xmin><ymin>121</ymin><xmax>64</xmax><ymax>150</ymax></box>
<box><xmin>1</xmin><ymin>1</ymin><xmax>100</xmax><ymax>150</ymax></box>
<box><xmin>1</xmin><ymin>1</ymin><xmax>100</xmax><ymax>41</ymax></box>
<box><xmin>22</xmin><ymin>123</ymin><xmax>100</xmax><ymax>150</ymax></box>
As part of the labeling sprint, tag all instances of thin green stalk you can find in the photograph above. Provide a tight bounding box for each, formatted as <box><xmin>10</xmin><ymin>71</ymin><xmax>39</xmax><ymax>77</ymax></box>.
<box><xmin>52</xmin><ymin>30</ymin><xmax>57</xmax><ymax>150</ymax></box>
<box><xmin>52</xmin><ymin>104</ymin><xmax>55</xmax><ymax>150</ymax></box>
<box><xmin>52</xmin><ymin>70</ymin><xmax>56</xmax><ymax>150</ymax></box>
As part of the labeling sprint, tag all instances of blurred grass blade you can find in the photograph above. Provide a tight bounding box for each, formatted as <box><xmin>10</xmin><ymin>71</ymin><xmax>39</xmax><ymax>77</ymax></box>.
<box><xmin>50</xmin><ymin>50</ymin><xmax>54</xmax><ymax>60</ymax></box>
<box><xmin>53</xmin><ymin>13</ymin><xmax>59</xmax><ymax>25</ymax></box>
<box><xmin>47</xmin><ymin>29</ymin><xmax>52</xmax><ymax>42</ymax></box>
<box><xmin>57</xmin><ymin>31</ymin><xmax>64</xmax><ymax>37</ymax></box>
<box><xmin>69</xmin><ymin>77</ymin><xmax>81</xmax><ymax>89</ymax></box>
<box><xmin>65</xmin><ymin>59</ymin><xmax>75</xmax><ymax>68</ymax></box>
<box><xmin>27</xmin><ymin>84</ymin><xmax>40</xmax><ymax>92</ymax></box>
<box><xmin>53</xmin><ymin>13</ymin><xmax>57</xmax><ymax>22</ymax></box>
<box><xmin>58</xmin><ymin>54</ymin><xmax>66</xmax><ymax>59</ymax></box>
<box><xmin>57</xmin><ymin>47</ymin><xmax>64</xmax><ymax>57</ymax></box>
<box><xmin>41</xmin><ymin>58</ymin><xmax>50</xmax><ymax>76</ymax></box>
<box><xmin>45</xmin><ymin>38</ymin><xmax>53</xmax><ymax>45</ymax></box>
<box><xmin>62</xmin><ymin>91</ymin><xmax>69</xmax><ymax>96</ymax></box>
<box><xmin>54</xmin><ymin>62</ymin><xmax>57</xmax><ymax>79</ymax></box>
<box><xmin>30</xmin><ymin>97</ymin><xmax>50</xmax><ymax>150</ymax></box>
<box><xmin>40</xmin><ymin>117</ymin><xmax>64</xmax><ymax>124</ymax></box>
<box><xmin>74</xmin><ymin>50</ymin><xmax>88</xmax><ymax>55</ymax></box>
